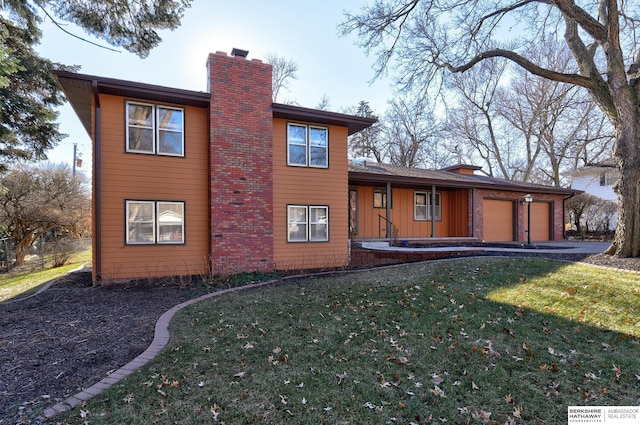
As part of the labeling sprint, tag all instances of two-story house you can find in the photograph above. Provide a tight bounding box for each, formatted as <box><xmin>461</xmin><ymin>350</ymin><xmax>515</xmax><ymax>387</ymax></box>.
<box><xmin>54</xmin><ymin>50</ymin><xmax>577</xmax><ymax>282</ymax></box>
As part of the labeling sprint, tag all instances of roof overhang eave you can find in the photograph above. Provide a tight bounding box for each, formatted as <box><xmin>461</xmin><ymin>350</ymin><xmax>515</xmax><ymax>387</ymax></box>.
<box><xmin>272</xmin><ymin>103</ymin><xmax>377</xmax><ymax>135</ymax></box>
<box><xmin>348</xmin><ymin>170</ymin><xmax>579</xmax><ymax>195</ymax></box>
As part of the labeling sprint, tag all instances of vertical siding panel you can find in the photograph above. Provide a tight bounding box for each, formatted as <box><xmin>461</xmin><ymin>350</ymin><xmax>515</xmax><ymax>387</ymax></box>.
<box><xmin>272</xmin><ymin>119</ymin><xmax>349</xmax><ymax>269</ymax></box>
<box><xmin>98</xmin><ymin>94</ymin><xmax>210</xmax><ymax>280</ymax></box>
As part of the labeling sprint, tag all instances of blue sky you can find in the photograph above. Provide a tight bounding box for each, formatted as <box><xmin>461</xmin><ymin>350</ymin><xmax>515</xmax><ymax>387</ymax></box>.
<box><xmin>35</xmin><ymin>0</ymin><xmax>393</xmax><ymax>172</ymax></box>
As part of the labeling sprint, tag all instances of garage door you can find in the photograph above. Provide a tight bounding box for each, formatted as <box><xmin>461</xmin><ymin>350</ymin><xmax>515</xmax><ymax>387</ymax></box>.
<box><xmin>524</xmin><ymin>201</ymin><xmax>551</xmax><ymax>241</ymax></box>
<box><xmin>483</xmin><ymin>200</ymin><xmax>514</xmax><ymax>241</ymax></box>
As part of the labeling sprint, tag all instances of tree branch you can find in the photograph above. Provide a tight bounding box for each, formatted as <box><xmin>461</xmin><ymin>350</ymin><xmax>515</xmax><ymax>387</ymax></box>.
<box><xmin>440</xmin><ymin>49</ymin><xmax>595</xmax><ymax>89</ymax></box>
<box><xmin>472</xmin><ymin>0</ymin><xmax>547</xmax><ymax>37</ymax></box>
<box><xmin>33</xmin><ymin>0</ymin><xmax>121</xmax><ymax>53</ymax></box>
<box><xmin>553</xmin><ymin>0</ymin><xmax>608</xmax><ymax>42</ymax></box>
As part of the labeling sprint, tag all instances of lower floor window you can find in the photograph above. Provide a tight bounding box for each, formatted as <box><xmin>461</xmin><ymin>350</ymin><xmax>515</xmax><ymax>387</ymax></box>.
<box><xmin>288</xmin><ymin>205</ymin><xmax>328</xmax><ymax>242</ymax></box>
<box><xmin>414</xmin><ymin>192</ymin><xmax>441</xmax><ymax>221</ymax></box>
<box><xmin>126</xmin><ymin>200</ymin><xmax>185</xmax><ymax>244</ymax></box>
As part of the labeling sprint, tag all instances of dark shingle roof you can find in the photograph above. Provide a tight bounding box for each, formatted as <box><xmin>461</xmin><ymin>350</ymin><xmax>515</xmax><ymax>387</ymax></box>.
<box><xmin>348</xmin><ymin>161</ymin><xmax>576</xmax><ymax>195</ymax></box>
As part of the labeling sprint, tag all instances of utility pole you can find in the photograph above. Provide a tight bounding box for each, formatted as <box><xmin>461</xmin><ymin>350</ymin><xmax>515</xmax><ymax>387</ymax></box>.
<box><xmin>72</xmin><ymin>143</ymin><xmax>77</xmax><ymax>176</ymax></box>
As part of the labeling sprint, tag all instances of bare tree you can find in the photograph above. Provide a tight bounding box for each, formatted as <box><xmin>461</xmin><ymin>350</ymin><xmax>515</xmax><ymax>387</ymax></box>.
<box><xmin>347</xmin><ymin>101</ymin><xmax>385</xmax><ymax>162</ymax></box>
<box><xmin>383</xmin><ymin>95</ymin><xmax>448</xmax><ymax>168</ymax></box>
<box><xmin>265</xmin><ymin>53</ymin><xmax>298</xmax><ymax>103</ymax></box>
<box><xmin>566</xmin><ymin>193</ymin><xmax>617</xmax><ymax>234</ymax></box>
<box><xmin>0</xmin><ymin>163</ymin><xmax>90</xmax><ymax>265</ymax></box>
<box><xmin>315</xmin><ymin>94</ymin><xmax>332</xmax><ymax>111</ymax></box>
<box><xmin>341</xmin><ymin>1</ymin><xmax>640</xmax><ymax>257</ymax></box>
<box><xmin>496</xmin><ymin>41</ymin><xmax>613</xmax><ymax>186</ymax></box>
<box><xmin>445</xmin><ymin>59</ymin><xmax>525</xmax><ymax>179</ymax></box>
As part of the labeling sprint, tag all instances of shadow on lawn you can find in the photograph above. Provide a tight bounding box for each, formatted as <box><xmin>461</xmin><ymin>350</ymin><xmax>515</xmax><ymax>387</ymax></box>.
<box><xmin>51</xmin><ymin>256</ymin><xmax>640</xmax><ymax>425</ymax></box>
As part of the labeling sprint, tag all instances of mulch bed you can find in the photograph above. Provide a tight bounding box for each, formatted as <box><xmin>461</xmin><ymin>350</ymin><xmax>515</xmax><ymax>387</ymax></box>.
<box><xmin>0</xmin><ymin>271</ymin><xmax>203</xmax><ymax>424</ymax></box>
<box><xmin>1</xmin><ymin>252</ymin><xmax>639</xmax><ymax>424</ymax></box>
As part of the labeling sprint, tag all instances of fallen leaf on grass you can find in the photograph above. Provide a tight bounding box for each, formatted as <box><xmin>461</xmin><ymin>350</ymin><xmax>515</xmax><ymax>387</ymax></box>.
<box><xmin>513</xmin><ymin>405</ymin><xmax>523</xmax><ymax>418</ymax></box>
<box><xmin>430</xmin><ymin>372</ymin><xmax>444</xmax><ymax>385</ymax></box>
<box><xmin>430</xmin><ymin>385</ymin><xmax>446</xmax><ymax>397</ymax></box>
<box><xmin>234</xmin><ymin>371</ymin><xmax>247</xmax><ymax>378</ymax></box>
<box><xmin>211</xmin><ymin>403</ymin><xmax>220</xmax><ymax>421</ymax></box>
<box><xmin>396</xmin><ymin>356</ymin><xmax>410</xmax><ymax>365</ymax></box>
<box><xmin>471</xmin><ymin>410</ymin><xmax>491</xmax><ymax>422</ymax></box>
<box><xmin>585</xmin><ymin>372</ymin><xmax>598</xmax><ymax>381</ymax></box>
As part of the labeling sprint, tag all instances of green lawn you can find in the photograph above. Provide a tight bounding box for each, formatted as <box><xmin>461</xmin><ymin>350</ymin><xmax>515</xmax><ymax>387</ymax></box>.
<box><xmin>53</xmin><ymin>257</ymin><xmax>640</xmax><ymax>424</ymax></box>
<box><xmin>0</xmin><ymin>247</ymin><xmax>91</xmax><ymax>302</ymax></box>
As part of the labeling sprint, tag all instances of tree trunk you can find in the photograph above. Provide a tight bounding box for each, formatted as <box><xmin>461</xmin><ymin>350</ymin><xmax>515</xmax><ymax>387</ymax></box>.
<box><xmin>14</xmin><ymin>238</ymin><xmax>32</xmax><ymax>266</ymax></box>
<box><xmin>607</xmin><ymin>158</ymin><xmax>640</xmax><ymax>256</ymax></box>
<box><xmin>605</xmin><ymin>110</ymin><xmax>640</xmax><ymax>257</ymax></box>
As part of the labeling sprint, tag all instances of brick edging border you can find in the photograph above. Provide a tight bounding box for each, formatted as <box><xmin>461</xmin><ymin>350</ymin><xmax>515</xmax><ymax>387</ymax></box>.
<box><xmin>38</xmin><ymin>253</ymin><xmax>628</xmax><ymax>421</ymax></box>
<box><xmin>39</xmin><ymin>280</ymin><xmax>277</xmax><ymax>420</ymax></box>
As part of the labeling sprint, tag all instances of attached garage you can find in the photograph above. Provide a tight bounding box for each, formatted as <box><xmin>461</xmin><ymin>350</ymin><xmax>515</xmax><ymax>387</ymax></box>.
<box><xmin>524</xmin><ymin>201</ymin><xmax>551</xmax><ymax>241</ymax></box>
<box><xmin>483</xmin><ymin>199</ymin><xmax>515</xmax><ymax>241</ymax></box>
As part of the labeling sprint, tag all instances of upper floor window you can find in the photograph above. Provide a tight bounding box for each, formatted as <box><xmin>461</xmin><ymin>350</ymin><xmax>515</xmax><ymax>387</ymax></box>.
<box><xmin>126</xmin><ymin>200</ymin><xmax>185</xmax><ymax>244</ymax></box>
<box><xmin>287</xmin><ymin>123</ymin><xmax>328</xmax><ymax>168</ymax></box>
<box><xmin>599</xmin><ymin>171</ymin><xmax>616</xmax><ymax>186</ymax></box>
<box><xmin>127</xmin><ymin>101</ymin><xmax>184</xmax><ymax>156</ymax></box>
<box><xmin>414</xmin><ymin>192</ymin><xmax>441</xmax><ymax>221</ymax></box>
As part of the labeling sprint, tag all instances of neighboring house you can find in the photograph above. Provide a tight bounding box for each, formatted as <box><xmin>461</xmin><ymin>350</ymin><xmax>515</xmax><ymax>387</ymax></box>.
<box><xmin>567</xmin><ymin>159</ymin><xmax>618</xmax><ymax>201</ymax></box>
<box><xmin>565</xmin><ymin>159</ymin><xmax>618</xmax><ymax>231</ymax></box>
<box><xmin>54</xmin><ymin>50</ymin><xmax>578</xmax><ymax>282</ymax></box>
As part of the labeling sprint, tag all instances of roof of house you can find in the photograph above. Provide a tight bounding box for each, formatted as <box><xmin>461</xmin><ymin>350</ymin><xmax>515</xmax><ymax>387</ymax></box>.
<box><xmin>53</xmin><ymin>70</ymin><xmax>376</xmax><ymax>136</ymax></box>
<box><xmin>348</xmin><ymin>161</ymin><xmax>578</xmax><ymax>195</ymax></box>
<box><xmin>564</xmin><ymin>159</ymin><xmax>618</xmax><ymax>177</ymax></box>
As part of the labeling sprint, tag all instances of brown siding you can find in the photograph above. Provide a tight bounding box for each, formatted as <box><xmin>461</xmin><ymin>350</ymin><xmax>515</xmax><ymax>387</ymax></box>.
<box><xmin>352</xmin><ymin>186</ymin><xmax>471</xmax><ymax>239</ymax></box>
<box><xmin>273</xmin><ymin>118</ymin><xmax>349</xmax><ymax>269</ymax></box>
<box><xmin>97</xmin><ymin>94</ymin><xmax>210</xmax><ymax>280</ymax></box>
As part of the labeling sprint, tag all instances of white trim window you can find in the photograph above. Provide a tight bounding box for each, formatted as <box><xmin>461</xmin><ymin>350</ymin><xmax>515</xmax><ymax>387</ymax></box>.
<box><xmin>414</xmin><ymin>192</ymin><xmax>441</xmax><ymax>221</ymax></box>
<box><xmin>287</xmin><ymin>205</ymin><xmax>329</xmax><ymax>242</ymax></box>
<box><xmin>287</xmin><ymin>123</ymin><xmax>328</xmax><ymax>167</ymax></box>
<box><xmin>126</xmin><ymin>101</ymin><xmax>185</xmax><ymax>156</ymax></box>
<box><xmin>126</xmin><ymin>200</ymin><xmax>185</xmax><ymax>244</ymax></box>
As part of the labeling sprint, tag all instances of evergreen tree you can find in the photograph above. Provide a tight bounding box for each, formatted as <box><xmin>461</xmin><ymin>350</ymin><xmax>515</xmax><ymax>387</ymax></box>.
<box><xmin>0</xmin><ymin>0</ymin><xmax>191</xmax><ymax>171</ymax></box>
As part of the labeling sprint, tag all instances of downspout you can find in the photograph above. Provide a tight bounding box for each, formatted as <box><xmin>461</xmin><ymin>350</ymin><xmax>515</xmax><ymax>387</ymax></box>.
<box><xmin>386</xmin><ymin>181</ymin><xmax>391</xmax><ymax>239</ymax></box>
<box><xmin>431</xmin><ymin>185</ymin><xmax>436</xmax><ymax>238</ymax></box>
<box><xmin>92</xmin><ymin>80</ymin><xmax>102</xmax><ymax>280</ymax></box>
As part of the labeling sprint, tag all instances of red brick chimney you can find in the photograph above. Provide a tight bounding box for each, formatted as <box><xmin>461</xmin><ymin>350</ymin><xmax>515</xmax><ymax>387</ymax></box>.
<box><xmin>207</xmin><ymin>50</ymin><xmax>274</xmax><ymax>273</ymax></box>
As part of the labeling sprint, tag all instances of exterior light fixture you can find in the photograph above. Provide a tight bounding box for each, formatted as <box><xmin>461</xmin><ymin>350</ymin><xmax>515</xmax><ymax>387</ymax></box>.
<box><xmin>524</xmin><ymin>194</ymin><xmax>533</xmax><ymax>246</ymax></box>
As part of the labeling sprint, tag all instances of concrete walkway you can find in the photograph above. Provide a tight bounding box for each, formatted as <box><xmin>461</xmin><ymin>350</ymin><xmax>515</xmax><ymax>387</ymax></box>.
<box><xmin>360</xmin><ymin>240</ymin><xmax>610</xmax><ymax>255</ymax></box>
<box><xmin>40</xmin><ymin>239</ymin><xmax>609</xmax><ymax>420</ymax></box>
